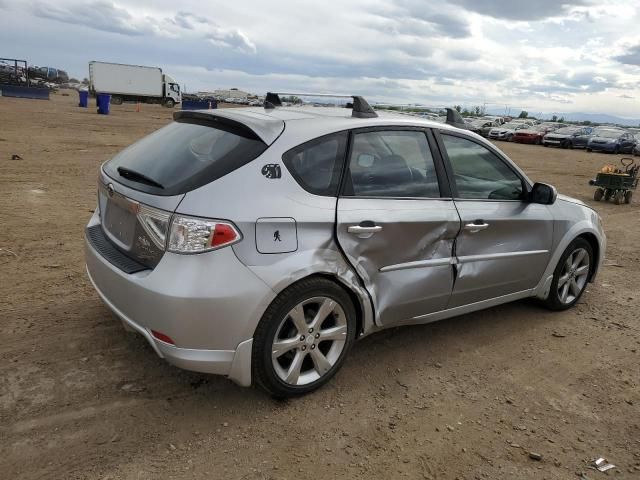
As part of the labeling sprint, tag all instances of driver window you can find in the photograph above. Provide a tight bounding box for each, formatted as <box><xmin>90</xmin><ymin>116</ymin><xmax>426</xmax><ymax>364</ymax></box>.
<box><xmin>441</xmin><ymin>134</ymin><xmax>523</xmax><ymax>200</ymax></box>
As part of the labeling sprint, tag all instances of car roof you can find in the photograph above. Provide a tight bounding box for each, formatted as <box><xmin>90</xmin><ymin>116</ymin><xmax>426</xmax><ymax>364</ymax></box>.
<box><xmin>179</xmin><ymin>106</ymin><xmax>461</xmax><ymax>145</ymax></box>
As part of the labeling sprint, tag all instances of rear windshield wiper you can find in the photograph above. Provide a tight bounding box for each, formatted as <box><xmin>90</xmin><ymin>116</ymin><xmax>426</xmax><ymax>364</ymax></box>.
<box><xmin>117</xmin><ymin>167</ymin><xmax>164</xmax><ymax>189</ymax></box>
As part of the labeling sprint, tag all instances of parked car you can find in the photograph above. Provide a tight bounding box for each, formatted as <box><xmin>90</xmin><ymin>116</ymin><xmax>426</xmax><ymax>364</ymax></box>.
<box><xmin>513</xmin><ymin>125</ymin><xmax>549</xmax><ymax>145</ymax></box>
<box><xmin>634</xmin><ymin>134</ymin><xmax>640</xmax><ymax>156</ymax></box>
<box><xmin>587</xmin><ymin>128</ymin><xmax>635</xmax><ymax>154</ymax></box>
<box><xmin>482</xmin><ymin>115</ymin><xmax>504</xmax><ymax>125</ymax></box>
<box><xmin>488</xmin><ymin>120</ymin><xmax>533</xmax><ymax>141</ymax></box>
<box><xmin>543</xmin><ymin>126</ymin><xmax>593</xmax><ymax>149</ymax></box>
<box><xmin>85</xmin><ymin>94</ymin><xmax>606</xmax><ymax>397</ymax></box>
<box><xmin>468</xmin><ymin>119</ymin><xmax>500</xmax><ymax>137</ymax></box>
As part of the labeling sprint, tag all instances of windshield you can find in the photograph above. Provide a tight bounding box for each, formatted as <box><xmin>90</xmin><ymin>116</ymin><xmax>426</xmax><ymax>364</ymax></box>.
<box><xmin>593</xmin><ymin>129</ymin><xmax>623</xmax><ymax>139</ymax></box>
<box><xmin>502</xmin><ymin>122</ymin><xmax>525</xmax><ymax>129</ymax></box>
<box><xmin>553</xmin><ymin>127</ymin><xmax>580</xmax><ymax>135</ymax></box>
<box><xmin>104</xmin><ymin>120</ymin><xmax>267</xmax><ymax>195</ymax></box>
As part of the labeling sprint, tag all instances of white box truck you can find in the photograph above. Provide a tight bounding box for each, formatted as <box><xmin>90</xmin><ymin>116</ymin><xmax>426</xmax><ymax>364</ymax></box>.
<box><xmin>89</xmin><ymin>61</ymin><xmax>181</xmax><ymax>108</ymax></box>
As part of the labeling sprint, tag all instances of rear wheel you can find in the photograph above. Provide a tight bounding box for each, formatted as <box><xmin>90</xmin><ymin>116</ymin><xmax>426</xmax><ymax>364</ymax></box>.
<box><xmin>111</xmin><ymin>95</ymin><xmax>123</xmax><ymax>105</ymax></box>
<box><xmin>593</xmin><ymin>188</ymin><xmax>604</xmax><ymax>201</ymax></box>
<box><xmin>604</xmin><ymin>189</ymin><xmax>612</xmax><ymax>201</ymax></box>
<box><xmin>625</xmin><ymin>191</ymin><xmax>633</xmax><ymax>204</ymax></box>
<box><xmin>252</xmin><ymin>278</ymin><xmax>357</xmax><ymax>397</ymax></box>
<box><xmin>535</xmin><ymin>137</ymin><xmax>541</xmax><ymax>145</ymax></box>
<box><xmin>614</xmin><ymin>191</ymin><xmax>625</xmax><ymax>205</ymax></box>
<box><xmin>567</xmin><ymin>141</ymin><xmax>574</xmax><ymax>149</ymax></box>
<box><xmin>543</xmin><ymin>238</ymin><xmax>592</xmax><ymax>311</ymax></box>
<box><xmin>613</xmin><ymin>145</ymin><xmax>620</xmax><ymax>155</ymax></box>
<box><xmin>587</xmin><ymin>148</ymin><xmax>592</xmax><ymax>152</ymax></box>
<box><xmin>507</xmin><ymin>134</ymin><xmax>513</xmax><ymax>142</ymax></box>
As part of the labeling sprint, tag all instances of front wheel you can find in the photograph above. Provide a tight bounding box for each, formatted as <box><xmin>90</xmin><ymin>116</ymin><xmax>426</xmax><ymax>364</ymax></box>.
<box><xmin>111</xmin><ymin>95</ymin><xmax>123</xmax><ymax>105</ymax></box>
<box><xmin>614</xmin><ymin>191</ymin><xmax>625</xmax><ymax>205</ymax></box>
<box><xmin>594</xmin><ymin>188</ymin><xmax>604</xmax><ymax>201</ymax></box>
<box><xmin>164</xmin><ymin>98</ymin><xmax>175</xmax><ymax>108</ymax></box>
<box><xmin>587</xmin><ymin>148</ymin><xmax>592</xmax><ymax>152</ymax></box>
<box><xmin>252</xmin><ymin>278</ymin><xmax>357</xmax><ymax>397</ymax></box>
<box><xmin>625</xmin><ymin>191</ymin><xmax>633</xmax><ymax>204</ymax></box>
<box><xmin>543</xmin><ymin>238</ymin><xmax>593</xmax><ymax>311</ymax></box>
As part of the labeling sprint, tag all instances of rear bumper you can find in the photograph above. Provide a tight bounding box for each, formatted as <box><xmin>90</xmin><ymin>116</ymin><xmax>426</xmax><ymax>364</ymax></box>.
<box><xmin>84</xmin><ymin>214</ymin><xmax>276</xmax><ymax>385</ymax></box>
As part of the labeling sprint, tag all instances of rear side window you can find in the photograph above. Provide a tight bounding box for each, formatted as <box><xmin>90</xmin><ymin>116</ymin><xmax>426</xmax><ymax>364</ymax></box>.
<box><xmin>104</xmin><ymin>119</ymin><xmax>267</xmax><ymax>196</ymax></box>
<box><xmin>282</xmin><ymin>132</ymin><xmax>348</xmax><ymax>196</ymax></box>
<box><xmin>345</xmin><ymin>130</ymin><xmax>440</xmax><ymax>198</ymax></box>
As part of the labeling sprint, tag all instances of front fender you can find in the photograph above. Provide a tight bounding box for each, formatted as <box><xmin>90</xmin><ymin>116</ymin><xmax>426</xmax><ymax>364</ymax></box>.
<box><xmin>533</xmin><ymin>219</ymin><xmax>606</xmax><ymax>300</ymax></box>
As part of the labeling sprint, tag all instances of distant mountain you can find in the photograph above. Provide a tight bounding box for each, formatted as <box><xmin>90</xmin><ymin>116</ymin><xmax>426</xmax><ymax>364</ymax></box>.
<box><xmin>486</xmin><ymin>108</ymin><xmax>640</xmax><ymax>126</ymax></box>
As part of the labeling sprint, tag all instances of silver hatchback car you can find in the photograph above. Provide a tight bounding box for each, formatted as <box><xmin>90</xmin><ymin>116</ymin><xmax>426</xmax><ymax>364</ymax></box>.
<box><xmin>85</xmin><ymin>93</ymin><xmax>606</xmax><ymax>397</ymax></box>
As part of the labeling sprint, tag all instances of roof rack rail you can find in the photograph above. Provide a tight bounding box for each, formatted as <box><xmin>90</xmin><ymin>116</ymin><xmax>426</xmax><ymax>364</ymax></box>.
<box><xmin>373</xmin><ymin>103</ymin><xmax>468</xmax><ymax>129</ymax></box>
<box><xmin>263</xmin><ymin>92</ymin><xmax>378</xmax><ymax>118</ymax></box>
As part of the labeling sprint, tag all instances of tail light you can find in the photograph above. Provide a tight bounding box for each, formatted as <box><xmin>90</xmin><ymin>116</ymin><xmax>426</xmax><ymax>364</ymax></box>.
<box><xmin>167</xmin><ymin>215</ymin><xmax>241</xmax><ymax>254</ymax></box>
<box><xmin>137</xmin><ymin>205</ymin><xmax>171</xmax><ymax>249</ymax></box>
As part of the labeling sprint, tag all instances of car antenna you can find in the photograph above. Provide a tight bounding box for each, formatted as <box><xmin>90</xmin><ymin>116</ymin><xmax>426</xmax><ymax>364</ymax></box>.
<box><xmin>263</xmin><ymin>92</ymin><xmax>378</xmax><ymax>118</ymax></box>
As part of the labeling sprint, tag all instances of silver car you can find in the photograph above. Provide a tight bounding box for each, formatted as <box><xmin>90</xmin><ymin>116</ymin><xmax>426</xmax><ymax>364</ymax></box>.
<box><xmin>85</xmin><ymin>94</ymin><xmax>606</xmax><ymax>397</ymax></box>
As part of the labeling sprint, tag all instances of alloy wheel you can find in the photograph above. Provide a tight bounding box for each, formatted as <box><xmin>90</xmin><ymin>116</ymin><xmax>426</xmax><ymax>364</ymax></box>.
<box><xmin>271</xmin><ymin>297</ymin><xmax>347</xmax><ymax>386</ymax></box>
<box><xmin>557</xmin><ymin>248</ymin><xmax>590</xmax><ymax>304</ymax></box>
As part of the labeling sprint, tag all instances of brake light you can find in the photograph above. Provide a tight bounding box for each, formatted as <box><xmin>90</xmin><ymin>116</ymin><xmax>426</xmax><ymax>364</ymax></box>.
<box><xmin>211</xmin><ymin>223</ymin><xmax>238</xmax><ymax>247</ymax></box>
<box><xmin>168</xmin><ymin>215</ymin><xmax>241</xmax><ymax>254</ymax></box>
<box><xmin>151</xmin><ymin>330</ymin><xmax>175</xmax><ymax>345</ymax></box>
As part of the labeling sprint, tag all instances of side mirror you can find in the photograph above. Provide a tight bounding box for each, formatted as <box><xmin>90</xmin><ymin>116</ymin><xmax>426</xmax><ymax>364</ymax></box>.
<box><xmin>529</xmin><ymin>182</ymin><xmax>557</xmax><ymax>205</ymax></box>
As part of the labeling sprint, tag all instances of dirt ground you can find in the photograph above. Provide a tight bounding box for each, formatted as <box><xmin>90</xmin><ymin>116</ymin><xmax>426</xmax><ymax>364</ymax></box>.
<box><xmin>1</xmin><ymin>91</ymin><xmax>638</xmax><ymax>480</ymax></box>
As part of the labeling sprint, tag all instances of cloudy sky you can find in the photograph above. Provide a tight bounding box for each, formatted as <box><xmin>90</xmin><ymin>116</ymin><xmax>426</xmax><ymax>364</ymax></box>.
<box><xmin>2</xmin><ymin>0</ymin><xmax>640</xmax><ymax>117</ymax></box>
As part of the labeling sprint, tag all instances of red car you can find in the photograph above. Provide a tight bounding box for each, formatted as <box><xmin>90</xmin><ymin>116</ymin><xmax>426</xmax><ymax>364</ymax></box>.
<box><xmin>513</xmin><ymin>125</ymin><xmax>556</xmax><ymax>145</ymax></box>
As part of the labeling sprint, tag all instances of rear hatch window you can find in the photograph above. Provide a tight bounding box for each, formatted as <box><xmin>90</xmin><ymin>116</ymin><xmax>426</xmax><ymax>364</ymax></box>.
<box><xmin>103</xmin><ymin>117</ymin><xmax>268</xmax><ymax>196</ymax></box>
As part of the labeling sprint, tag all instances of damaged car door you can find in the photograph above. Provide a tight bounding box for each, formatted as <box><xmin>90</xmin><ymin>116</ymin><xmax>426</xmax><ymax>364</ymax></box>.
<box><xmin>336</xmin><ymin>128</ymin><xmax>460</xmax><ymax>326</ymax></box>
<box><xmin>437</xmin><ymin>132</ymin><xmax>553</xmax><ymax>308</ymax></box>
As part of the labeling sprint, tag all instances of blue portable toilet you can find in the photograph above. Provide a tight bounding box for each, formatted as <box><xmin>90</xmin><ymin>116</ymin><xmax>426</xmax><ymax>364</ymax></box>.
<box><xmin>97</xmin><ymin>93</ymin><xmax>111</xmax><ymax>115</ymax></box>
<box><xmin>78</xmin><ymin>90</ymin><xmax>89</xmax><ymax>108</ymax></box>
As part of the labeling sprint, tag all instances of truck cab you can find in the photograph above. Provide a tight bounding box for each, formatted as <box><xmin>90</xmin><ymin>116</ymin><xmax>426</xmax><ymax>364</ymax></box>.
<box><xmin>163</xmin><ymin>74</ymin><xmax>181</xmax><ymax>107</ymax></box>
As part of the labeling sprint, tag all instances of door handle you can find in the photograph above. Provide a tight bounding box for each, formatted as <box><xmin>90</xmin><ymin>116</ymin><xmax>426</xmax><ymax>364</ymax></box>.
<box><xmin>464</xmin><ymin>221</ymin><xmax>490</xmax><ymax>233</ymax></box>
<box><xmin>348</xmin><ymin>225</ymin><xmax>383</xmax><ymax>234</ymax></box>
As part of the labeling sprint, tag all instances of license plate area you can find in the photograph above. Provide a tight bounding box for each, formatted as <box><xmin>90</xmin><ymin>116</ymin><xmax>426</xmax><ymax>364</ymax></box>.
<box><xmin>103</xmin><ymin>195</ymin><xmax>139</xmax><ymax>249</ymax></box>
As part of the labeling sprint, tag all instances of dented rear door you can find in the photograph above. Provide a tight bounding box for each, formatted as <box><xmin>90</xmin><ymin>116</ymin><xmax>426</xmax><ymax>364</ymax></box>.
<box><xmin>336</xmin><ymin>128</ymin><xmax>460</xmax><ymax>327</ymax></box>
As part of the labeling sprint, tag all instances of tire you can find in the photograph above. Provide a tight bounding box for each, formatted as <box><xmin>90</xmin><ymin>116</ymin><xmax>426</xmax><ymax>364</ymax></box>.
<box><xmin>587</xmin><ymin>148</ymin><xmax>592</xmax><ymax>152</ymax></box>
<box><xmin>543</xmin><ymin>143</ymin><xmax>549</xmax><ymax>147</ymax></box>
<box><xmin>613</xmin><ymin>146</ymin><xmax>620</xmax><ymax>155</ymax></box>
<box><xmin>111</xmin><ymin>95</ymin><xmax>123</xmax><ymax>105</ymax></box>
<box><xmin>164</xmin><ymin>98</ymin><xmax>175</xmax><ymax>108</ymax></box>
<box><xmin>252</xmin><ymin>277</ymin><xmax>357</xmax><ymax>398</ymax></box>
<box><xmin>594</xmin><ymin>188</ymin><xmax>604</xmax><ymax>201</ymax></box>
<box><xmin>535</xmin><ymin>138</ymin><xmax>541</xmax><ymax>145</ymax></box>
<box><xmin>625</xmin><ymin>191</ymin><xmax>633</xmax><ymax>204</ymax></box>
<box><xmin>543</xmin><ymin>238</ymin><xmax>593</xmax><ymax>311</ymax></box>
<box><xmin>507</xmin><ymin>134</ymin><xmax>513</xmax><ymax>142</ymax></box>
<box><xmin>614</xmin><ymin>191</ymin><xmax>624</xmax><ymax>205</ymax></box>
<box><xmin>604</xmin><ymin>189</ymin><xmax>612</xmax><ymax>201</ymax></box>
<box><xmin>567</xmin><ymin>141</ymin><xmax>573</xmax><ymax>149</ymax></box>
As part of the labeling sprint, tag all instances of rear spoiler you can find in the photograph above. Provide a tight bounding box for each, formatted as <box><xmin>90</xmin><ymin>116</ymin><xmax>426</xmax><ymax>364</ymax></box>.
<box><xmin>173</xmin><ymin>110</ymin><xmax>284</xmax><ymax>145</ymax></box>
